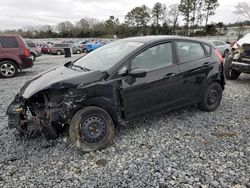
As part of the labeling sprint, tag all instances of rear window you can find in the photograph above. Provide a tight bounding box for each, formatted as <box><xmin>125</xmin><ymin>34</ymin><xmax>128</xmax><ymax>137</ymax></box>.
<box><xmin>26</xmin><ymin>42</ymin><xmax>36</xmax><ymax>48</ymax></box>
<box><xmin>54</xmin><ymin>43</ymin><xmax>69</xmax><ymax>47</ymax></box>
<box><xmin>212</xmin><ymin>41</ymin><xmax>225</xmax><ymax>46</ymax></box>
<box><xmin>176</xmin><ymin>41</ymin><xmax>206</xmax><ymax>63</ymax></box>
<box><xmin>0</xmin><ymin>37</ymin><xmax>18</xmax><ymax>48</ymax></box>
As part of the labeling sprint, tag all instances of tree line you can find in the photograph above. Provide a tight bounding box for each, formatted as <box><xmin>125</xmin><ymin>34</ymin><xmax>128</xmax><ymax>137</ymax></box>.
<box><xmin>1</xmin><ymin>1</ymin><xmax>250</xmax><ymax>39</ymax></box>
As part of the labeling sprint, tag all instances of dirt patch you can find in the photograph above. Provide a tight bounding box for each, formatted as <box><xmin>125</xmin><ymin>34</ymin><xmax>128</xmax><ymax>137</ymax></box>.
<box><xmin>212</xmin><ymin>131</ymin><xmax>237</xmax><ymax>138</ymax></box>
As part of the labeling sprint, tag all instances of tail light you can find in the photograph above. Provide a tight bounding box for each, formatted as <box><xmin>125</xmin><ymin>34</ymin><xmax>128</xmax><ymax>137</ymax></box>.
<box><xmin>213</xmin><ymin>48</ymin><xmax>223</xmax><ymax>63</ymax></box>
<box><xmin>24</xmin><ymin>48</ymin><xmax>30</xmax><ymax>57</ymax></box>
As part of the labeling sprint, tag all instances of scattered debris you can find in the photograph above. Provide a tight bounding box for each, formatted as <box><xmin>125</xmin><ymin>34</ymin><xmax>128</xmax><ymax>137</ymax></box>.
<box><xmin>95</xmin><ymin>159</ymin><xmax>107</xmax><ymax>166</ymax></box>
<box><xmin>139</xmin><ymin>143</ymin><xmax>154</xmax><ymax>149</ymax></box>
<box><xmin>8</xmin><ymin>170</ymin><xmax>16</xmax><ymax>176</ymax></box>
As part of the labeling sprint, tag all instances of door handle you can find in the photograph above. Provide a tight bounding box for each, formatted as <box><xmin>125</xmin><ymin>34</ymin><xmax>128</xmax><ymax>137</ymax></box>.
<box><xmin>164</xmin><ymin>73</ymin><xmax>176</xmax><ymax>79</ymax></box>
<box><xmin>203</xmin><ymin>62</ymin><xmax>212</xmax><ymax>67</ymax></box>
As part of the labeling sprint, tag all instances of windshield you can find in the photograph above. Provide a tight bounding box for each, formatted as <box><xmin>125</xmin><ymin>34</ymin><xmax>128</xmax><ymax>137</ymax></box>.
<box><xmin>74</xmin><ymin>41</ymin><xmax>143</xmax><ymax>71</ymax></box>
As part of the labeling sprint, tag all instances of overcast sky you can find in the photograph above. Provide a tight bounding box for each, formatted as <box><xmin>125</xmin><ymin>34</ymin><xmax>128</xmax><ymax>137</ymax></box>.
<box><xmin>0</xmin><ymin>0</ymin><xmax>245</xmax><ymax>30</ymax></box>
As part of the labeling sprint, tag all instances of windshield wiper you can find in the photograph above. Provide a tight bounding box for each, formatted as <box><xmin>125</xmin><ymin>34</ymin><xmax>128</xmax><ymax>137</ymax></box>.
<box><xmin>72</xmin><ymin>65</ymin><xmax>90</xmax><ymax>71</ymax></box>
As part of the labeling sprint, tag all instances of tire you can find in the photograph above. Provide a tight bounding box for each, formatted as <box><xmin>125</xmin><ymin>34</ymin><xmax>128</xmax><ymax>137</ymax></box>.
<box><xmin>76</xmin><ymin>50</ymin><xmax>81</xmax><ymax>54</ymax></box>
<box><xmin>30</xmin><ymin>53</ymin><xmax>36</xmax><ymax>61</ymax></box>
<box><xmin>56</xmin><ymin>50</ymin><xmax>62</xmax><ymax>55</ymax></box>
<box><xmin>0</xmin><ymin>61</ymin><xmax>18</xmax><ymax>78</ymax></box>
<box><xmin>69</xmin><ymin>106</ymin><xmax>114</xmax><ymax>152</ymax></box>
<box><xmin>83</xmin><ymin>49</ymin><xmax>87</xmax><ymax>53</ymax></box>
<box><xmin>198</xmin><ymin>82</ymin><xmax>223</xmax><ymax>112</ymax></box>
<box><xmin>223</xmin><ymin>49</ymin><xmax>229</xmax><ymax>57</ymax></box>
<box><xmin>224</xmin><ymin>54</ymin><xmax>241</xmax><ymax>80</ymax></box>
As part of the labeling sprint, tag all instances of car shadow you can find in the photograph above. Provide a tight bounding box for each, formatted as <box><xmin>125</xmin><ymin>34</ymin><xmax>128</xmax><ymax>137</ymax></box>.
<box><xmin>229</xmin><ymin>74</ymin><xmax>250</xmax><ymax>85</ymax></box>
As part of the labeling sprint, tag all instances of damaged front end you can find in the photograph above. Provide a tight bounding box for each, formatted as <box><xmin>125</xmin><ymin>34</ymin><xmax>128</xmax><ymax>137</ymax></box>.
<box><xmin>231</xmin><ymin>43</ymin><xmax>250</xmax><ymax>73</ymax></box>
<box><xmin>224</xmin><ymin>42</ymin><xmax>250</xmax><ymax>80</ymax></box>
<box><xmin>6</xmin><ymin>90</ymin><xmax>67</xmax><ymax>139</ymax></box>
<box><xmin>6</xmin><ymin>63</ymin><xmax>114</xmax><ymax>139</ymax></box>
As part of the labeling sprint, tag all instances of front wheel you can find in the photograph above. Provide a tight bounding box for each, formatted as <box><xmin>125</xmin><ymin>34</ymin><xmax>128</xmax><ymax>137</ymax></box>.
<box><xmin>69</xmin><ymin>106</ymin><xmax>114</xmax><ymax>152</ymax></box>
<box><xmin>199</xmin><ymin>82</ymin><xmax>222</xmax><ymax>112</ymax></box>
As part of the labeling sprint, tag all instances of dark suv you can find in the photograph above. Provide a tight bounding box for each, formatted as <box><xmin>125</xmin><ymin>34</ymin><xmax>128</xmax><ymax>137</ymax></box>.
<box><xmin>0</xmin><ymin>34</ymin><xmax>33</xmax><ymax>78</ymax></box>
<box><xmin>7</xmin><ymin>36</ymin><xmax>225</xmax><ymax>152</ymax></box>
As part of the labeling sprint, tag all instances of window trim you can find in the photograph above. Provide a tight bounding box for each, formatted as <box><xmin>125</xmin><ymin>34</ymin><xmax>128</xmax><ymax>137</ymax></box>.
<box><xmin>110</xmin><ymin>40</ymin><xmax>176</xmax><ymax>79</ymax></box>
<box><xmin>202</xmin><ymin>43</ymin><xmax>212</xmax><ymax>56</ymax></box>
<box><xmin>174</xmin><ymin>39</ymin><xmax>210</xmax><ymax>65</ymax></box>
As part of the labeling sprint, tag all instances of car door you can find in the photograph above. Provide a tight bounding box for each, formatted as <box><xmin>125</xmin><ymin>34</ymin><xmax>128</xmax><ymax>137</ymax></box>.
<box><xmin>175</xmin><ymin>40</ymin><xmax>213</xmax><ymax>104</ymax></box>
<box><xmin>119</xmin><ymin>42</ymin><xmax>180</xmax><ymax>120</ymax></box>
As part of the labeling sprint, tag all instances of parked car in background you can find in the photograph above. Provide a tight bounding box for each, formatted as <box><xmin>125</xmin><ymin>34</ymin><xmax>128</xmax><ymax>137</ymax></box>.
<box><xmin>84</xmin><ymin>41</ymin><xmax>103</xmax><ymax>53</ymax></box>
<box><xmin>41</xmin><ymin>44</ymin><xmax>49</xmax><ymax>54</ymax></box>
<box><xmin>7</xmin><ymin>36</ymin><xmax>225</xmax><ymax>152</ymax></box>
<box><xmin>72</xmin><ymin>44</ymin><xmax>83</xmax><ymax>54</ymax></box>
<box><xmin>48</xmin><ymin>43</ymin><xmax>71</xmax><ymax>55</ymax></box>
<box><xmin>26</xmin><ymin>41</ymin><xmax>41</xmax><ymax>61</ymax></box>
<box><xmin>224</xmin><ymin>33</ymin><xmax>250</xmax><ymax>80</ymax></box>
<box><xmin>0</xmin><ymin>34</ymin><xmax>33</xmax><ymax>78</ymax></box>
<box><xmin>210</xmin><ymin>40</ymin><xmax>231</xmax><ymax>57</ymax></box>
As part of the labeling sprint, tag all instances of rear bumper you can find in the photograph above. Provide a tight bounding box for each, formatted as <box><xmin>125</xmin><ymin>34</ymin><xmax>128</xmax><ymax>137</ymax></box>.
<box><xmin>20</xmin><ymin>57</ymin><xmax>34</xmax><ymax>69</ymax></box>
<box><xmin>232</xmin><ymin>61</ymin><xmax>250</xmax><ymax>73</ymax></box>
<box><xmin>36</xmin><ymin>51</ymin><xmax>42</xmax><ymax>57</ymax></box>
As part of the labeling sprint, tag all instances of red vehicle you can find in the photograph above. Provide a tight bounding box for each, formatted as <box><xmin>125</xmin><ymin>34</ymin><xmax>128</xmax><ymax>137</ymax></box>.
<box><xmin>0</xmin><ymin>34</ymin><xmax>33</xmax><ymax>78</ymax></box>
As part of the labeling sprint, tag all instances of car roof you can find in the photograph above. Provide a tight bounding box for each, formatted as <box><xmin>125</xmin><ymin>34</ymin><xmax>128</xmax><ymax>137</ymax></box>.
<box><xmin>0</xmin><ymin>34</ymin><xmax>21</xmax><ymax>38</ymax></box>
<box><xmin>120</xmin><ymin>35</ymin><xmax>211</xmax><ymax>45</ymax></box>
<box><xmin>210</xmin><ymin>40</ymin><xmax>224</xmax><ymax>42</ymax></box>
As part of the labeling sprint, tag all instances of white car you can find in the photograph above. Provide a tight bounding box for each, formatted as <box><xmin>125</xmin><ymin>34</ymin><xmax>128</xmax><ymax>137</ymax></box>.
<box><xmin>211</xmin><ymin>40</ymin><xmax>231</xmax><ymax>57</ymax></box>
<box><xmin>224</xmin><ymin>33</ymin><xmax>250</xmax><ymax>80</ymax></box>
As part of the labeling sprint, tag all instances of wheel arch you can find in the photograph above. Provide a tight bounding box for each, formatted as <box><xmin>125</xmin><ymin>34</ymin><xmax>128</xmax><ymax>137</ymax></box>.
<box><xmin>0</xmin><ymin>58</ymin><xmax>20</xmax><ymax>69</ymax></box>
<box><xmin>68</xmin><ymin>96</ymin><xmax>119</xmax><ymax>126</ymax></box>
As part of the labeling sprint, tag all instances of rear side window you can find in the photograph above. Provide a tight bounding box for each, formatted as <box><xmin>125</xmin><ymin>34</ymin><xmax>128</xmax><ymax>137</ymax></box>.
<box><xmin>0</xmin><ymin>37</ymin><xmax>18</xmax><ymax>48</ymax></box>
<box><xmin>26</xmin><ymin>42</ymin><xmax>36</xmax><ymax>48</ymax></box>
<box><xmin>176</xmin><ymin>41</ymin><xmax>206</xmax><ymax>63</ymax></box>
<box><xmin>54</xmin><ymin>43</ymin><xmax>69</xmax><ymax>47</ymax></box>
<box><xmin>204</xmin><ymin>44</ymin><xmax>211</xmax><ymax>55</ymax></box>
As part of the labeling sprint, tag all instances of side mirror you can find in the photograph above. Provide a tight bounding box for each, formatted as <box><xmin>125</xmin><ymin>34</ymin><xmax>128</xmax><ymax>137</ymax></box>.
<box><xmin>129</xmin><ymin>69</ymin><xmax>147</xmax><ymax>78</ymax></box>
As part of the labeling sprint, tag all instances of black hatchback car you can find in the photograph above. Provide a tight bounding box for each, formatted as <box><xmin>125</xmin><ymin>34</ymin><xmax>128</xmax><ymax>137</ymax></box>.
<box><xmin>7</xmin><ymin>36</ymin><xmax>225</xmax><ymax>152</ymax></box>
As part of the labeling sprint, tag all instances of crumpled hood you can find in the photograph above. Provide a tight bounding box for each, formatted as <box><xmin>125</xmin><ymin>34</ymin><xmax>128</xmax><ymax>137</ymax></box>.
<box><xmin>20</xmin><ymin>65</ymin><xmax>103</xmax><ymax>99</ymax></box>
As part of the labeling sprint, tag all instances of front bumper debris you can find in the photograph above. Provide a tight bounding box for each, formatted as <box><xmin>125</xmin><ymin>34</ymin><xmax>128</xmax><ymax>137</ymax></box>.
<box><xmin>6</xmin><ymin>94</ymin><xmax>57</xmax><ymax>138</ymax></box>
<box><xmin>232</xmin><ymin>61</ymin><xmax>250</xmax><ymax>73</ymax></box>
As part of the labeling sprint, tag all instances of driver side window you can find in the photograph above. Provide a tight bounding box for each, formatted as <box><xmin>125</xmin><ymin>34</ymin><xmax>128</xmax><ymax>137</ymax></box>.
<box><xmin>131</xmin><ymin>42</ymin><xmax>173</xmax><ymax>71</ymax></box>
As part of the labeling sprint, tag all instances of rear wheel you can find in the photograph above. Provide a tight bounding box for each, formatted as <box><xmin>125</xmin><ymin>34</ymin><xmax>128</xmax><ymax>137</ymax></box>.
<box><xmin>223</xmin><ymin>49</ymin><xmax>229</xmax><ymax>57</ymax></box>
<box><xmin>224</xmin><ymin>54</ymin><xmax>241</xmax><ymax>80</ymax></box>
<box><xmin>76</xmin><ymin>50</ymin><xmax>81</xmax><ymax>54</ymax></box>
<box><xmin>56</xmin><ymin>50</ymin><xmax>62</xmax><ymax>55</ymax></box>
<box><xmin>199</xmin><ymin>82</ymin><xmax>222</xmax><ymax>112</ymax></box>
<box><xmin>69</xmin><ymin>106</ymin><xmax>114</xmax><ymax>152</ymax></box>
<box><xmin>30</xmin><ymin>53</ymin><xmax>36</xmax><ymax>61</ymax></box>
<box><xmin>0</xmin><ymin>61</ymin><xmax>18</xmax><ymax>78</ymax></box>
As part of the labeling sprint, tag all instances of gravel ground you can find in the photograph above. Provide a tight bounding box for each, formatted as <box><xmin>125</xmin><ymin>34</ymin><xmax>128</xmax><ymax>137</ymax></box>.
<box><xmin>0</xmin><ymin>54</ymin><xmax>249</xmax><ymax>188</ymax></box>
